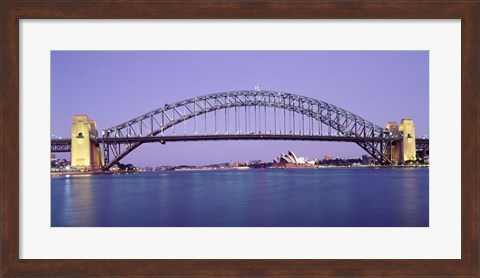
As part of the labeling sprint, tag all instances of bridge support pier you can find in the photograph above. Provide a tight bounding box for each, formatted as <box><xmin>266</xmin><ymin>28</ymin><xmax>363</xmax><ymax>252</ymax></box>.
<box><xmin>384</xmin><ymin>119</ymin><xmax>417</xmax><ymax>164</ymax></box>
<box><xmin>399</xmin><ymin>119</ymin><xmax>416</xmax><ymax>163</ymax></box>
<box><xmin>71</xmin><ymin>115</ymin><xmax>104</xmax><ymax>171</ymax></box>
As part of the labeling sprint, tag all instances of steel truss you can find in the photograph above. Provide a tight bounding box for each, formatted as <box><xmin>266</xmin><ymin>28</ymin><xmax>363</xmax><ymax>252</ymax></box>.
<box><xmin>51</xmin><ymin>139</ymin><xmax>71</xmax><ymax>152</ymax></box>
<box><xmin>102</xmin><ymin>90</ymin><xmax>392</xmax><ymax>170</ymax></box>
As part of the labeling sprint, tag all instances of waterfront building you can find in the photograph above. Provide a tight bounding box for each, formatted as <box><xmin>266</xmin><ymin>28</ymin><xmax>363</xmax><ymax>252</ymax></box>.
<box><xmin>361</xmin><ymin>155</ymin><xmax>375</xmax><ymax>165</ymax></box>
<box><xmin>273</xmin><ymin>150</ymin><xmax>314</xmax><ymax>165</ymax></box>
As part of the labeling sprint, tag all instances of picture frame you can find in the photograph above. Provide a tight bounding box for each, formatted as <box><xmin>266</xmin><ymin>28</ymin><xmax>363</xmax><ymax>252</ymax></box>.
<box><xmin>1</xmin><ymin>1</ymin><xmax>478</xmax><ymax>276</ymax></box>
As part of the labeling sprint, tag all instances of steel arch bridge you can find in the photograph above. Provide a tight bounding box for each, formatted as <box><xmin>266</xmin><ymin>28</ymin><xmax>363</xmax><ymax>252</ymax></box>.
<box><xmin>102</xmin><ymin>90</ymin><xmax>393</xmax><ymax>170</ymax></box>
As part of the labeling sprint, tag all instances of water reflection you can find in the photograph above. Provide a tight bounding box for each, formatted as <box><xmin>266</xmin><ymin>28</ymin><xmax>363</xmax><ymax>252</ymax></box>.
<box><xmin>399</xmin><ymin>169</ymin><xmax>429</xmax><ymax>226</ymax></box>
<box><xmin>56</xmin><ymin>176</ymin><xmax>95</xmax><ymax>226</ymax></box>
<box><xmin>51</xmin><ymin>168</ymin><xmax>429</xmax><ymax>227</ymax></box>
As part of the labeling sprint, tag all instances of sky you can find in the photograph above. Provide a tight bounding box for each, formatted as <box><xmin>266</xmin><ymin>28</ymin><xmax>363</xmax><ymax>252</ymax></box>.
<box><xmin>51</xmin><ymin>51</ymin><xmax>429</xmax><ymax>166</ymax></box>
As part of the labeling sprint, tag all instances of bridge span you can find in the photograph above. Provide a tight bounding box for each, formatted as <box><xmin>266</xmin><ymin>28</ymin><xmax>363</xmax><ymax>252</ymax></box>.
<box><xmin>51</xmin><ymin>90</ymin><xmax>429</xmax><ymax>170</ymax></box>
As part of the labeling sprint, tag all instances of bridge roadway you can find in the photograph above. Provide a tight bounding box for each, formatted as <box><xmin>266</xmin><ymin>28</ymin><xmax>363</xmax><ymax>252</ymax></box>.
<box><xmin>51</xmin><ymin>135</ymin><xmax>429</xmax><ymax>152</ymax></box>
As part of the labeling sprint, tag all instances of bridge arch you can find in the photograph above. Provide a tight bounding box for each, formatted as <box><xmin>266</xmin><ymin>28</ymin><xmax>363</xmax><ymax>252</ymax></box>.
<box><xmin>102</xmin><ymin>90</ymin><xmax>388</xmax><ymax>169</ymax></box>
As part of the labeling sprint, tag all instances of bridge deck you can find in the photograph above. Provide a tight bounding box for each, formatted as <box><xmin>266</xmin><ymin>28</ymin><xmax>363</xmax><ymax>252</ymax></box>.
<box><xmin>52</xmin><ymin>135</ymin><xmax>429</xmax><ymax>146</ymax></box>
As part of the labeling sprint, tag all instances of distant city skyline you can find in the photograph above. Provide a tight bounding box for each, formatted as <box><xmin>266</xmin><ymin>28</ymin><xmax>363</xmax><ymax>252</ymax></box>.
<box><xmin>51</xmin><ymin>51</ymin><xmax>429</xmax><ymax>166</ymax></box>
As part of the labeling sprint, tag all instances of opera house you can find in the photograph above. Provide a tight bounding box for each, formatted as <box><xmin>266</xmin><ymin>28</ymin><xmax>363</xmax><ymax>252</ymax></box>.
<box><xmin>273</xmin><ymin>150</ymin><xmax>315</xmax><ymax>166</ymax></box>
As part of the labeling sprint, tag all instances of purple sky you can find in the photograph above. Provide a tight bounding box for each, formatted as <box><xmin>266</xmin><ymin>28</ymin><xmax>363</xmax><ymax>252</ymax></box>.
<box><xmin>51</xmin><ymin>51</ymin><xmax>429</xmax><ymax>166</ymax></box>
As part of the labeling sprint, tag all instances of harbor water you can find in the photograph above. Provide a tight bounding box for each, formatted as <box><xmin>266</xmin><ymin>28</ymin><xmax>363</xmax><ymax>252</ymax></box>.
<box><xmin>51</xmin><ymin>168</ymin><xmax>429</xmax><ymax>227</ymax></box>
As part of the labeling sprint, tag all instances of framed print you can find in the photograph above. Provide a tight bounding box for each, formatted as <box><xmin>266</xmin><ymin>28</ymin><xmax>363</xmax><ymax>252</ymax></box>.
<box><xmin>48</xmin><ymin>49</ymin><xmax>431</xmax><ymax>228</ymax></box>
<box><xmin>1</xmin><ymin>1</ymin><xmax>478</xmax><ymax>277</ymax></box>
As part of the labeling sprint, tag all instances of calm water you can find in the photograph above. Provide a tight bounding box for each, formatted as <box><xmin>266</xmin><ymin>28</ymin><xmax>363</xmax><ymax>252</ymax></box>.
<box><xmin>51</xmin><ymin>168</ymin><xmax>429</xmax><ymax>227</ymax></box>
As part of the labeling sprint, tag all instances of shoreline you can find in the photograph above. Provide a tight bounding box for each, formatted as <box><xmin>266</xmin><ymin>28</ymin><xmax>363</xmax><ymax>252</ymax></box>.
<box><xmin>51</xmin><ymin>171</ymin><xmax>116</xmax><ymax>177</ymax></box>
<box><xmin>51</xmin><ymin>164</ymin><xmax>428</xmax><ymax>176</ymax></box>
